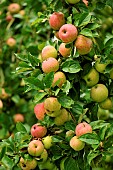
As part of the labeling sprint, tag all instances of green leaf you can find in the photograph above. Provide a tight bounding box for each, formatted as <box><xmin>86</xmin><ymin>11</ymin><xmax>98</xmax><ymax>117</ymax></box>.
<box><xmin>0</xmin><ymin>145</ymin><xmax>7</xmax><ymax>160</ymax></box>
<box><xmin>58</xmin><ymin>94</ymin><xmax>74</xmax><ymax>108</ymax></box>
<box><xmin>16</xmin><ymin>122</ymin><xmax>27</xmax><ymax>133</ymax></box>
<box><xmin>80</xmin><ymin>28</ymin><xmax>93</xmax><ymax>37</ymax></box>
<box><xmin>61</xmin><ymin>80</ymin><xmax>71</xmax><ymax>95</ymax></box>
<box><xmin>2</xmin><ymin>155</ymin><xmax>14</xmax><ymax>169</ymax></box>
<box><xmin>99</xmin><ymin>125</ymin><xmax>109</xmax><ymax>141</ymax></box>
<box><xmin>64</xmin><ymin>157</ymin><xmax>79</xmax><ymax>170</ymax></box>
<box><xmin>34</xmin><ymin>91</ymin><xmax>47</xmax><ymax>103</ymax></box>
<box><xmin>105</xmin><ymin>123</ymin><xmax>113</xmax><ymax>139</ymax></box>
<box><xmin>43</xmin><ymin>72</ymin><xmax>54</xmax><ymax>88</ymax></box>
<box><xmin>24</xmin><ymin>77</ymin><xmax>44</xmax><ymax>90</ymax></box>
<box><xmin>78</xmin><ymin>13</ymin><xmax>91</xmax><ymax>27</ymax></box>
<box><xmin>79</xmin><ymin>133</ymin><xmax>100</xmax><ymax>145</ymax></box>
<box><xmin>87</xmin><ymin>150</ymin><xmax>100</xmax><ymax>165</ymax></box>
<box><xmin>90</xmin><ymin>120</ymin><xmax>109</xmax><ymax>130</ymax></box>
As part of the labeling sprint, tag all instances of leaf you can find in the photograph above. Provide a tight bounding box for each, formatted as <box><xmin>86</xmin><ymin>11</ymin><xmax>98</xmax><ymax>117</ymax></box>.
<box><xmin>34</xmin><ymin>91</ymin><xmax>47</xmax><ymax>103</ymax></box>
<box><xmin>2</xmin><ymin>155</ymin><xmax>14</xmax><ymax>169</ymax></box>
<box><xmin>64</xmin><ymin>157</ymin><xmax>79</xmax><ymax>170</ymax></box>
<box><xmin>87</xmin><ymin>150</ymin><xmax>100</xmax><ymax>165</ymax></box>
<box><xmin>90</xmin><ymin>120</ymin><xmax>109</xmax><ymax>130</ymax></box>
<box><xmin>79</xmin><ymin>133</ymin><xmax>100</xmax><ymax>145</ymax></box>
<box><xmin>24</xmin><ymin>77</ymin><xmax>44</xmax><ymax>90</ymax></box>
<box><xmin>43</xmin><ymin>72</ymin><xmax>54</xmax><ymax>88</ymax></box>
<box><xmin>78</xmin><ymin>13</ymin><xmax>91</xmax><ymax>27</ymax></box>
<box><xmin>99</xmin><ymin>125</ymin><xmax>109</xmax><ymax>141</ymax></box>
<box><xmin>58</xmin><ymin>94</ymin><xmax>74</xmax><ymax>108</ymax></box>
<box><xmin>80</xmin><ymin>28</ymin><xmax>93</xmax><ymax>37</ymax></box>
<box><xmin>0</xmin><ymin>145</ymin><xmax>7</xmax><ymax>160</ymax></box>
<box><xmin>105</xmin><ymin>123</ymin><xmax>113</xmax><ymax>139</ymax></box>
<box><xmin>61</xmin><ymin>80</ymin><xmax>71</xmax><ymax>95</ymax></box>
<box><xmin>16</xmin><ymin>122</ymin><xmax>27</xmax><ymax>133</ymax></box>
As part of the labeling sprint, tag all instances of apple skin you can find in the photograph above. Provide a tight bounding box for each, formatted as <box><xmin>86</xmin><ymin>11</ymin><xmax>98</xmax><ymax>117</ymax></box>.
<box><xmin>59</xmin><ymin>43</ymin><xmax>71</xmax><ymax>58</ymax></box>
<box><xmin>90</xmin><ymin>84</ymin><xmax>108</xmax><ymax>103</ymax></box>
<box><xmin>54</xmin><ymin>31</ymin><xmax>60</xmax><ymax>39</ymax></box>
<box><xmin>0</xmin><ymin>88</ymin><xmax>9</xmax><ymax>99</ymax></box>
<box><xmin>41</xmin><ymin>45</ymin><xmax>57</xmax><ymax>61</ymax></box>
<box><xmin>97</xmin><ymin>107</ymin><xmax>109</xmax><ymax>120</ymax></box>
<box><xmin>59</xmin><ymin>24</ymin><xmax>78</xmax><ymax>43</ymax></box>
<box><xmin>49</xmin><ymin>12</ymin><xmax>65</xmax><ymax>30</ymax></box>
<box><xmin>31</xmin><ymin>124</ymin><xmax>47</xmax><ymax>138</ymax></box>
<box><xmin>19</xmin><ymin>157</ymin><xmax>38</xmax><ymax>170</ymax></box>
<box><xmin>99</xmin><ymin>98</ymin><xmax>112</xmax><ymax>110</ymax></box>
<box><xmin>42</xmin><ymin>57</ymin><xmax>59</xmax><ymax>73</ymax></box>
<box><xmin>66</xmin><ymin>0</ymin><xmax>80</xmax><ymax>4</ymax></box>
<box><xmin>52</xmin><ymin>71</ymin><xmax>66</xmax><ymax>88</ymax></box>
<box><xmin>82</xmin><ymin>0</ymin><xmax>88</xmax><ymax>6</ymax></box>
<box><xmin>94</xmin><ymin>58</ymin><xmax>108</xmax><ymax>73</ymax></box>
<box><xmin>13</xmin><ymin>113</ymin><xmax>24</xmax><ymax>123</ymax></box>
<box><xmin>83</xmin><ymin>68</ymin><xmax>99</xmax><ymax>87</ymax></box>
<box><xmin>34</xmin><ymin>102</ymin><xmax>46</xmax><ymax>120</ymax></box>
<box><xmin>75</xmin><ymin>35</ymin><xmax>93</xmax><ymax>55</ymax></box>
<box><xmin>19</xmin><ymin>10</ymin><xmax>25</xmax><ymax>16</ymax></box>
<box><xmin>42</xmin><ymin>136</ymin><xmax>53</xmax><ymax>149</ymax></box>
<box><xmin>75</xmin><ymin>122</ymin><xmax>92</xmax><ymax>137</ymax></box>
<box><xmin>37</xmin><ymin>149</ymin><xmax>48</xmax><ymax>163</ymax></box>
<box><xmin>6</xmin><ymin>15</ymin><xmax>13</xmax><ymax>22</ymax></box>
<box><xmin>0</xmin><ymin>99</ymin><xmax>3</xmax><ymax>109</ymax></box>
<box><xmin>28</xmin><ymin>140</ymin><xmax>44</xmax><ymax>157</ymax></box>
<box><xmin>44</xmin><ymin>97</ymin><xmax>61</xmax><ymax>112</ymax></box>
<box><xmin>8</xmin><ymin>3</ymin><xmax>21</xmax><ymax>14</ymax></box>
<box><xmin>46</xmin><ymin>109</ymin><xmax>61</xmax><ymax>117</ymax></box>
<box><xmin>6</xmin><ymin>37</ymin><xmax>16</xmax><ymax>47</ymax></box>
<box><xmin>70</xmin><ymin>136</ymin><xmax>85</xmax><ymax>151</ymax></box>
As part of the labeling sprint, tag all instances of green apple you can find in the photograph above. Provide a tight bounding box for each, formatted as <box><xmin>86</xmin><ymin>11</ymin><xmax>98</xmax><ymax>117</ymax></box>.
<box><xmin>19</xmin><ymin>157</ymin><xmax>37</xmax><ymax>170</ymax></box>
<box><xmin>90</xmin><ymin>84</ymin><xmax>108</xmax><ymax>103</ymax></box>
<box><xmin>37</xmin><ymin>149</ymin><xmax>48</xmax><ymax>163</ymax></box>
<box><xmin>97</xmin><ymin>107</ymin><xmax>110</xmax><ymax>120</ymax></box>
<box><xmin>83</xmin><ymin>68</ymin><xmax>99</xmax><ymax>87</ymax></box>
<box><xmin>66</xmin><ymin>0</ymin><xmax>80</xmax><ymax>4</ymax></box>
<box><xmin>70</xmin><ymin>136</ymin><xmax>85</xmax><ymax>151</ymax></box>
<box><xmin>46</xmin><ymin>109</ymin><xmax>61</xmax><ymax>117</ymax></box>
<box><xmin>44</xmin><ymin>97</ymin><xmax>61</xmax><ymax>112</ymax></box>
<box><xmin>99</xmin><ymin>98</ymin><xmax>112</xmax><ymax>110</ymax></box>
<box><xmin>94</xmin><ymin>58</ymin><xmax>108</xmax><ymax>73</ymax></box>
<box><xmin>42</xmin><ymin>136</ymin><xmax>53</xmax><ymax>149</ymax></box>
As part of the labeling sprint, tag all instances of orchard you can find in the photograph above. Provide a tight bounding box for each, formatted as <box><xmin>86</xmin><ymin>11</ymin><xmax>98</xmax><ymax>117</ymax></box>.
<box><xmin>0</xmin><ymin>0</ymin><xmax>113</xmax><ymax>170</ymax></box>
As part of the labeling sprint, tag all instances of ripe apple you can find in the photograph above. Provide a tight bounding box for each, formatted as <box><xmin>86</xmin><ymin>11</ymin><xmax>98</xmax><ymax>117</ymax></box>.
<box><xmin>52</xmin><ymin>71</ymin><xmax>66</xmax><ymax>88</ymax></box>
<box><xmin>6</xmin><ymin>15</ymin><xmax>13</xmax><ymax>22</ymax></box>
<box><xmin>59</xmin><ymin>24</ymin><xmax>78</xmax><ymax>43</ymax></box>
<box><xmin>19</xmin><ymin>10</ymin><xmax>25</xmax><ymax>16</ymax></box>
<box><xmin>42</xmin><ymin>136</ymin><xmax>53</xmax><ymax>149</ymax></box>
<box><xmin>82</xmin><ymin>0</ymin><xmax>88</xmax><ymax>6</ymax></box>
<box><xmin>90</xmin><ymin>84</ymin><xmax>108</xmax><ymax>103</ymax></box>
<box><xmin>75</xmin><ymin>122</ymin><xmax>92</xmax><ymax>137</ymax></box>
<box><xmin>54</xmin><ymin>31</ymin><xmax>60</xmax><ymax>39</ymax></box>
<box><xmin>66</xmin><ymin>0</ymin><xmax>80</xmax><ymax>4</ymax></box>
<box><xmin>6</xmin><ymin>37</ymin><xmax>16</xmax><ymax>47</ymax></box>
<box><xmin>99</xmin><ymin>98</ymin><xmax>112</xmax><ymax>110</ymax></box>
<box><xmin>83</xmin><ymin>68</ymin><xmax>99</xmax><ymax>87</ymax></box>
<box><xmin>75</xmin><ymin>35</ymin><xmax>93</xmax><ymax>55</ymax></box>
<box><xmin>49</xmin><ymin>12</ymin><xmax>65</xmax><ymax>30</ymax></box>
<box><xmin>44</xmin><ymin>97</ymin><xmax>61</xmax><ymax>112</ymax></box>
<box><xmin>28</xmin><ymin>140</ymin><xmax>44</xmax><ymax>157</ymax></box>
<box><xmin>31</xmin><ymin>124</ymin><xmax>47</xmax><ymax>138</ymax></box>
<box><xmin>46</xmin><ymin>109</ymin><xmax>61</xmax><ymax>117</ymax></box>
<box><xmin>38</xmin><ymin>158</ymin><xmax>56</xmax><ymax>170</ymax></box>
<box><xmin>0</xmin><ymin>99</ymin><xmax>3</xmax><ymax>109</ymax></box>
<box><xmin>42</xmin><ymin>57</ymin><xmax>59</xmax><ymax>73</ymax></box>
<box><xmin>34</xmin><ymin>102</ymin><xmax>46</xmax><ymax>120</ymax></box>
<box><xmin>41</xmin><ymin>45</ymin><xmax>57</xmax><ymax>61</ymax></box>
<box><xmin>59</xmin><ymin>43</ymin><xmax>71</xmax><ymax>58</ymax></box>
<box><xmin>13</xmin><ymin>113</ymin><xmax>24</xmax><ymax>123</ymax></box>
<box><xmin>70</xmin><ymin>136</ymin><xmax>85</xmax><ymax>151</ymax></box>
<box><xmin>97</xmin><ymin>107</ymin><xmax>110</xmax><ymax>120</ymax></box>
<box><xmin>8</xmin><ymin>3</ymin><xmax>21</xmax><ymax>14</ymax></box>
<box><xmin>94</xmin><ymin>58</ymin><xmax>108</xmax><ymax>73</ymax></box>
<box><xmin>19</xmin><ymin>157</ymin><xmax>37</xmax><ymax>170</ymax></box>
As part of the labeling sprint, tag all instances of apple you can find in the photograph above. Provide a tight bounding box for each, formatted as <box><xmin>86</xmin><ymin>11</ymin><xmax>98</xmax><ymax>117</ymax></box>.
<box><xmin>34</xmin><ymin>102</ymin><xmax>46</xmax><ymax>120</ymax></box>
<box><xmin>19</xmin><ymin>157</ymin><xmax>37</xmax><ymax>170</ymax></box>
<box><xmin>31</xmin><ymin>124</ymin><xmax>47</xmax><ymax>138</ymax></box>
<box><xmin>42</xmin><ymin>136</ymin><xmax>53</xmax><ymax>149</ymax></box>
<box><xmin>52</xmin><ymin>71</ymin><xmax>66</xmax><ymax>88</ymax></box>
<box><xmin>37</xmin><ymin>149</ymin><xmax>48</xmax><ymax>163</ymax></box>
<box><xmin>0</xmin><ymin>99</ymin><xmax>3</xmax><ymax>109</ymax></box>
<box><xmin>65</xmin><ymin>130</ymin><xmax>74</xmax><ymax>138</ymax></box>
<box><xmin>28</xmin><ymin>140</ymin><xmax>44</xmax><ymax>157</ymax></box>
<box><xmin>83</xmin><ymin>68</ymin><xmax>99</xmax><ymax>87</ymax></box>
<box><xmin>54</xmin><ymin>31</ymin><xmax>60</xmax><ymax>39</ymax></box>
<box><xmin>41</xmin><ymin>45</ymin><xmax>57</xmax><ymax>61</ymax></box>
<box><xmin>59</xmin><ymin>43</ymin><xmax>71</xmax><ymax>58</ymax></box>
<box><xmin>75</xmin><ymin>122</ymin><xmax>92</xmax><ymax>137</ymax></box>
<box><xmin>13</xmin><ymin>113</ymin><xmax>24</xmax><ymax>123</ymax></box>
<box><xmin>99</xmin><ymin>98</ymin><xmax>112</xmax><ymax>110</ymax></box>
<box><xmin>46</xmin><ymin>109</ymin><xmax>61</xmax><ymax>117</ymax></box>
<box><xmin>0</xmin><ymin>88</ymin><xmax>9</xmax><ymax>99</ymax></box>
<box><xmin>42</xmin><ymin>57</ymin><xmax>59</xmax><ymax>73</ymax></box>
<box><xmin>44</xmin><ymin>97</ymin><xmax>61</xmax><ymax>112</ymax></box>
<box><xmin>8</xmin><ymin>3</ymin><xmax>21</xmax><ymax>14</ymax></box>
<box><xmin>97</xmin><ymin>107</ymin><xmax>110</xmax><ymax>120</ymax></box>
<box><xmin>82</xmin><ymin>0</ymin><xmax>88</xmax><ymax>6</ymax></box>
<box><xmin>90</xmin><ymin>84</ymin><xmax>108</xmax><ymax>103</ymax></box>
<box><xmin>59</xmin><ymin>24</ymin><xmax>78</xmax><ymax>43</ymax></box>
<box><xmin>110</xmin><ymin>68</ymin><xmax>113</xmax><ymax>79</ymax></box>
<box><xmin>70</xmin><ymin>136</ymin><xmax>85</xmax><ymax>151</ymax></box>
<box><xmin>75</xmin><ymin>35</ymin><xmax>93</xmax><ymax>55</ymax></box>
<box><xmin>66</xmin><ymin>0</ymin><xmax>80</xmax><ymax>4</ymax></box>
<box><xmin>49</xmin><ymin>12</ymin><xmax>65</xmax><ymax>30</ymax></box>
<box><xmin>6</xmin><ymin>37</ymin><xmax>16</xmax><ymax>47</ymax></box>
<box><xmin>19</xmin><ymin>10</ymin><xmax>25</xmax><ymax>16</ymax></box>
<box><xmin>38</xmin><ymin>158</ymin><xmax>56</xmax><ymax>170</ymax></box>
<box><xmin>94</xmin><ymin>58</ymin><xmax>108</xmax><ymax>73</ymax></box>
<box><xmin>6</xmin><ymin>15</ymin><xmax>13</xmax><ymax>22</ymax></box>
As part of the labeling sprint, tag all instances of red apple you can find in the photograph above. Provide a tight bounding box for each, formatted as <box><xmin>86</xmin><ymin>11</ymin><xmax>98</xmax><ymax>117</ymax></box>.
<box><xmin>31</xmin><ymin>124</ymin><xmax>47</xmax><ymax>138</ymax></box>
<box><xmin>13</xmin><ymin>113</ymin><xmax>24</xmax><ymax>123</ymax></box>
<box><xmin>75</xmin><ymin>122</ymin><xmax>92</xmax><ymax>137</ymax></box>
<box><xmin>49</xmin><ymin>12</ymin><xmax>65</xmax><ymax>30</ymax></box>
<box><xmin>6</xmin><ymin>15</ymin><xmax>13</xmax><ymax>22</ymax></box>
<box><xmin>52</xmin><ymin>71</ymin><xmax>66</xmax><ymax>88</ymax></box>
<box><xmin>8</xmin><ymin>3</ymin><xmax>21</xmax><ymax>14</ymax></box>
<box><xmin>28</xmin><ymin>140</ymin><xmax>44</xmax><ymax>156</ymax></box>
<box><xmin>34</xmin><ymin>102</ymin><xmax>46</xmax><ymax>120</ymax></box>
<box><xmin>41</xmin><ymin>45</ymin><xmax>57</xmax><ymax>61</ymax></box>
<box><xmin>6</xmin><ymin>37</ymin><xmax>16</xmax><ymax>47</ymax></box>
<box><xmin>0</xmin><ymin>99</ymin><xmax>3</xmax><ymax>109</ymax></box>
<box><xmin>59</xmin><ymin>43</ymin><xmax>71</xmax><ymax>58</ymax></box>
<box><xmin>70</xmin><ymin>136</ymin><xmax>85</xmax><ymax>151</ymax></box>
<box><xmin>59</xmin><ymin>24</ymin><xmax>78</xmax><ymax>43</ymax></box>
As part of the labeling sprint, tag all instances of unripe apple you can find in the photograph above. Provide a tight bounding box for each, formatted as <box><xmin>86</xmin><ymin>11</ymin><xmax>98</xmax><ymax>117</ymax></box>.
<box><xmin>34</xmin><ymin>102</ymin><xmax>46</xmax><ymax>120</ymax></box>
<box><xmin>19</xmin><ymin>157</ymin><xmax>37</xmax><ymax>170</ymax></box>
<box><xmin>66</xmin><ymin>130</ymin><xmax>75</xmax><ymax>138</ymax></box>
<box><xmin>90</xmin><ymin>84</ymin><xmax>108</xmax><ymax>103</ymax></box>
<box><xmin>59</xmin><ymin>43</ymin><xmax>71</xmax><ymax>58</ymax></box>
<box><xmin>13</xmin><ymin>113</ymin><xmax>24</xmax><ymax>123</ymax></box>
<box><xmin>6</xmin><ymin>15</ymin><xmax>13</xmax><ymax>22</ymax></box>
<box><xmin>59</xmin><ymin>24</ymin><xmax>78</xmax><ymax>43</ymax></box>
<box><xmin>75</xmin><ymin>122</ymin><xmax>92</xmax><ymax>137</ymax></box>
<box><xmin>75</xmin><ymin>35</ymin><xmax>93</xmax><ymax>55</ymax></box>
<box><xmin>97</xmin><ymin>107</ymin><xmax>110</xmax><ymax>120</ymax></box>
<box><xmin>41</xmin><ymin>45</ymin><xmax>57</xmax><ymax>61</ymax></box>
<box><xmin>66</xmin><ymin>0</ymin><xmax>80</xmax><ymax>4</ymax></box>
<box><xmin>31</xmin><ymin>124</ymin><xmax>47</xmax><ymax>138</ymax></box>
<box><xmin>42</xmin><ymin>57</ymin><xmax>59</xmax><ymax>73</ymax></box>
<box><xmin>46</xmin><ymin>109</ymin><xmax>61</xmax><ymax>117</ymax></box>
<box><xmin>94</xmin><ymin>58</ymin><xmax>108</xmax><ymax>73</ymax></box>
<box><xmin>49</xmin><ymin>12</ymin><xmax>65</xmax><ymax>30</ymax></box>
<box><xmin>28</xmin><ymin>140</ymin><xmax>44</xmax><ymax>156</ymax></box>
<box><xmin>70</xmin><ymin>136</ymin><xmax>85</xmax><ymax>151</ymax></box>
<box><xmin>6</xmin><ymin>37</ymin><xmax>16</xmax><ymax>47</ymax></box>
<box><xmin>52</xmin><ymin>71</ymin><xmax>66</xmax><ymax>88</ymax></box>
<box><xmin>44</xmin><ymin>97</ymin><xmax>61</xmax><ymax>112</ymax></box>
<box><xmin>99</xmin><ymin>98</ymin><xmax>113</xmax><ymax>110</ymax></box>
<box><xmin>37</xmin><ymin>149</ymin><xmax>48</xmax><ymax>163</ymax></box>
<box><xmin>83</xmin><ymin>68</ymin><xmax>99</xmax><ymax>87</ymax></box>
<box><xmin>8</xmin><ymin>3</ymin><xmax>21</xmax><ymax>14</ymax></box>
<box><xmin>19</xmin><ymin>10</ymin><xmax>25</xmax><ymax>16</ymax></box>
<box><xmin>0</xmin><ymin>99</ymin><xmax>3</xmax><ymax>109</ymax></box>
<box><xmin>42</xmin><ymin>136</ymin><xmax>53</xmax><ymax>149</ymax></box>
